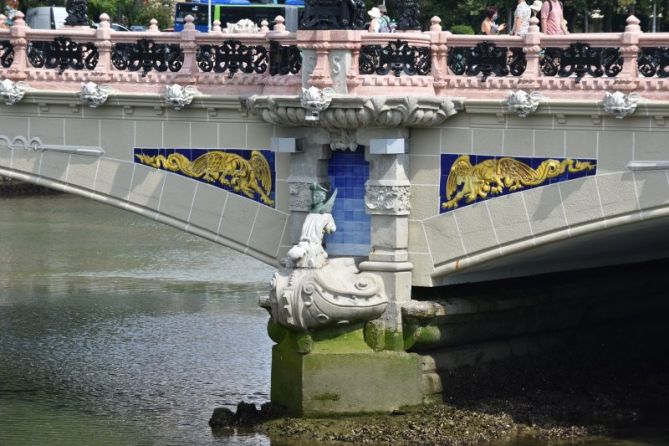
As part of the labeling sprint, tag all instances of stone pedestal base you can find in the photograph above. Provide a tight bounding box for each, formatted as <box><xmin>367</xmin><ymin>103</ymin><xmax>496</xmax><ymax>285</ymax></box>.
<box><xmin>270</xmin><ymin>328</ymin><xmax>424</xmax><ymax>416</ymax></box>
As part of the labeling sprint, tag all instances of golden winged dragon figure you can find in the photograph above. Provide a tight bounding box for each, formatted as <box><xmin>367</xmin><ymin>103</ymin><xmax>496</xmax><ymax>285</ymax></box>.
<box><xmin>442</xmin><ymin>155</ymin><xmax>595</xmax><ymax>210</ymax></box>
<box><xmin>136</xmin><ymin>150</ymin><xmax>274</xmax><ymax>206</ymax></box>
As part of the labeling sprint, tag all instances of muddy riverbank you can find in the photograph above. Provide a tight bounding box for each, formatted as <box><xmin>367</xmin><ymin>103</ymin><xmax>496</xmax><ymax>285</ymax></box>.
<box><xmin>250</xmin><ymin>318</ymin><xmax>669</xmax><ymax>445</ymax></box>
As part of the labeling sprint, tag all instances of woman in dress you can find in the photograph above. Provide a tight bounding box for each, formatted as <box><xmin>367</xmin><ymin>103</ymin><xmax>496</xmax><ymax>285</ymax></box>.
<box><xmin>481</xmin><ymin>6</ymin><xmax>506</xmax><ymax>35</ymax></box>
<box><xmin>512</xmin><ymin>0</ymin><xmax>531</xmax><ymax>36</ymax></box>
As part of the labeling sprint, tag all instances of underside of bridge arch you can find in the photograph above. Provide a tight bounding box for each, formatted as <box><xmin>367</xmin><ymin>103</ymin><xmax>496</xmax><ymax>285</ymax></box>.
<box><xmin>0</xmin><ymin>159</ymin><xmax>287</xmax><ymax>267</ymax></box>
<box><xmin>434</xmin><ymin>210</ymin><xmax>669</xmax><ymax>286</ymax></box>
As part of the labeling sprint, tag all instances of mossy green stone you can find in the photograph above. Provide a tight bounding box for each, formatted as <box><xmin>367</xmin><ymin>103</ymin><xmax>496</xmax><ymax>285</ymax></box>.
<box><xmin>271</xmin><ymin>327</ymin><xmax>425</xmax><ymax>416</ymax></box>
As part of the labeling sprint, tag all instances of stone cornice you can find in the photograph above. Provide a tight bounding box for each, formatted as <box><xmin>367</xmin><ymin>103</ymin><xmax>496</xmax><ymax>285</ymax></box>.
<box><xmin>461</xmin><ymin>98</ymin><xmax>669</xmax><ymax>117</ymax></box>
<box><xmin>243</xmin><ymin>95</ymin><xmax>458</xmax><ymax>129</ymax></box>
<box><xmin>3</xmin><ymin>90</ymin><xmax>244</xmax><ymax>111</ymax></box>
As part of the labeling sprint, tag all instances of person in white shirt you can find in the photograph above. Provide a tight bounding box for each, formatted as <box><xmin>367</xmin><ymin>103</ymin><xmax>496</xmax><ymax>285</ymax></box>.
<box><xmin>512</xmin><ymin>0</ymin><xmax>531</xmax><ymax>36</ymax></box>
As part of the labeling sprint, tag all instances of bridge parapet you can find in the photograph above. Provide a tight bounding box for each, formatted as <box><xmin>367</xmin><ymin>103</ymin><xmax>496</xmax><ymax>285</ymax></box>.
<box><xmin>1</xmin><ymin>13</ymin><xmax>669</xmax><ymax>99</ymax></box>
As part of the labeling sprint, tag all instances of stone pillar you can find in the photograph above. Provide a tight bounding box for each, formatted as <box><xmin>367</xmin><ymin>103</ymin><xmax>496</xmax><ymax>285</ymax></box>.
<box><xmin>177</xmin><ymin>15</ymin><xmax>198</xmax><ymax>82</ymax></box>
<box><xmin>360</xmin><ymin>137</ymin><xmax>413</xmax><ymax>351</ymax></box>
<box><xmin>519</xmin><ymin>16</ymin><xmax>542</xmax><ymax>90</ymax></box>
<box><xmin>8</xmin><ymin>11</ymin><xmax>27</xmax><ymax>80</ymax></box>
<box><xmin>94</xmin><ymin>13</ymin><xmax>112</xmax><ymax>81</ymax></box>
<box><xmin>616</xmin><ymin>15</ymin><xmax>641</xmax><ymax>92</ymax></box>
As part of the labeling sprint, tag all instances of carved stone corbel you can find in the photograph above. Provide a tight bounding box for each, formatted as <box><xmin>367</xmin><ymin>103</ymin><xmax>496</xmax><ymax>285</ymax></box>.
<box><xmin>300</xmin><ymin>86</ymin><xmax>334</xmax><ymax>121</ymax></box>
<box><xmin>506</xmin><ymin>90</ymin><xmax>542</xmax><ymax>118</ymax></box>
<box><xmin>603</xmin><ymin>91</ymin><xmax>639</xmax><ymax>119</ymax></box>
<box><xmin>0</xmin><ymin>79</ymin><xmax>29</xmax><ymax>105</ymax></box>
<box><xmin>79</xmin><ymin>81</ymin><xmax>112</xmax><ymax>108</ymax></box>
<box><xmin>164</xmin><ymin>84</ymin><xmax>198</xmax><ymax>110</ymax></box>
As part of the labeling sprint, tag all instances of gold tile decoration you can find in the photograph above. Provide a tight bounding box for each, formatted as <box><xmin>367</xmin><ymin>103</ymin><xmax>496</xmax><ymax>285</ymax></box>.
<box><xmin>135</xmin><ymin>149</ymin><xmax>274</xmax><ymax>206</ymax></box>
<box><xmin>441</xmin><ymin>154</ymin><xmax>596</xmax><ymax>210</ymax></box>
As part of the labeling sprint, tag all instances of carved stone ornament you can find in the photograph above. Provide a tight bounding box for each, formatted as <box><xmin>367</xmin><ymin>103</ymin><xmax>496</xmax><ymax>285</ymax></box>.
<box><xmin>259</xmin><ymin>183</ymin><xmax>387</xmax><ymax>331</ymax></box>
<box><xmin>0</xmin><ymin>79</ymin><xmax>29</xmax><ymax>106</ymax></box>
<box><xmin>365</xmin><ymin>184</ymin><xmax>411</xmax><ymax>215</ymax></box>
<box><xmin>329</xmin><ymin>128</ymin><xmax>357</xmax><ymax>151</ymax></box>
<box><xmin>246</xmin><ymin>95</ymin><xmax>458</xmax><ymax>129</ymax></box>
<box><xmin>506</xmin><ymin>90</ymin><xmax>542</xmax><ymax>118</ymax></box>
<box><xmin>603</xmin><ymin>91</ymin><xmax>639</xmax><ymax>119</ymax></box>
<box><xmin>301</xmin><ymin>86</ymin><xmax>335</xmax><ymax>121</ymax></box>
<box><xmin>260</xmin><ymin>258</ymin><xmax>387</xmax><ymax>331</ymax></box>
<box><xmin>79</xmin><ymin>82</ymin><xmax>112</xmax><ymax>108</ymax></box>
<box><xmin>224</xmin><ymin>18</ymin><xmax>259</xmax><ymax>33</ymax></box>
<box><xmin>164</xmin><ymin>84</ymin><xmax>198</xmax><ymax>110</ymax></box>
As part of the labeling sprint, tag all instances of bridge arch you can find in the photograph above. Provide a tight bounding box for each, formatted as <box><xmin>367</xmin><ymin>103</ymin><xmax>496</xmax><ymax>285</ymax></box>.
<box><xmin>0</xmin><ymin>98</ymin><xmax>289</xmax><ymax>267</ymax></box>
<box><xmin>408</xmin><ymin>111</ymin><xmax>669</xmax><ymax>287</ymax></box>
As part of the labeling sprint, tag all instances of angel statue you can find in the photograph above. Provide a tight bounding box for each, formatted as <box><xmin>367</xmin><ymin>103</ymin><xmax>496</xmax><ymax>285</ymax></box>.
<box><xmin>286</xmin><ymin>183</ymin><xmax>337</xmax><ymax>269</ymax></box>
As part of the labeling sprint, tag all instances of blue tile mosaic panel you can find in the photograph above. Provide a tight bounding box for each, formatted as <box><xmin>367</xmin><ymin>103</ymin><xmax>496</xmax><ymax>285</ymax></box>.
<box><xmin>440</xmin><ymin>153</ymin><xmax>597</xmax><ymax>213</ymax></box>
<box><xmin>134</xmin><ymin>147</ymin><xmax>275</xmax><ymax>207</ymax></box>
<box><xmin>325</xmin><ymin>150</ymin><xmax>371</xmax><ymax>256</ymax></box>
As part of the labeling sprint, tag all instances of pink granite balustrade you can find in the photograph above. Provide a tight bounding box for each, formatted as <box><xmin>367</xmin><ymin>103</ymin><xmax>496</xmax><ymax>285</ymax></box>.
<box><xmin>1</xmin><ymin>11</ymin><xmax>668</xmax><ymax>100</ymax></box>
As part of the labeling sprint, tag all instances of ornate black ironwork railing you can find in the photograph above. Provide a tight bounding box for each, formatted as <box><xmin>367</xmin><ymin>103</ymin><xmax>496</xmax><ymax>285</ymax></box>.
<box><xmin>637</xmin><ymin>47</ymin><xmax>669</xmax><ymax>78</ymax></box>
<box><xmin>540</xmin><ymin>43</ymin><xmax>622</xmax><ymax>83</ymax></box>
<box><xmin>27</xmin><ymin>37</ymin><xmax>98</xmax><ymax>74</ymax></box>
<box><xmin>447</xmin><ymin>42</ymin><xmax>526</xmax><ymax>81</ymax></box>
<box><xmin>196</xmin><ymin>40</ymin><xmax>268</xmax><ymax>78</ymax></box>
<box><xmin>300</xmin><ymin>0</ymin><xmax>365</xmax><ymax>30</ymax></box>
<box><xmin>0</xmin><ymin>40</ymin><xmax>13</xmax><ymax>68</ymax></box>
<box><xmin>111</xmin><ymin>39</ymin><xmax>184</xmax><ymax>77</ymax></box>
<box><xmin>269</xmin><ymin>41</ymin><xmax>301</xmax><ymax>76</ymax></box>
<box><xmin>359</xmin><ymin>39</ymin><xmax>430</xmax><ymax>77</ymax></box>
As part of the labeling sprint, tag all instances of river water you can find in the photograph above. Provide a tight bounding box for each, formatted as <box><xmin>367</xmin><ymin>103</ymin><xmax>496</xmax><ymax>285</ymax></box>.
<box><xmin>1</xmin><ymin>195</ymin><xmax>667</xmax><ymax>446</ymax></box>
<box><xmin>0</xmin><ymin>194</ymin><xmax>274</xmax><ymax>445</ymax></box>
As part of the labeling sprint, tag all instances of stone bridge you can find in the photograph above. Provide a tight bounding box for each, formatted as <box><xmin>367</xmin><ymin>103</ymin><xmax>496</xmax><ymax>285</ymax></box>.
<box><xmin>2</xmin><ymin>10</ymin><xmax>669</xmax><ymax>416</ymax></box>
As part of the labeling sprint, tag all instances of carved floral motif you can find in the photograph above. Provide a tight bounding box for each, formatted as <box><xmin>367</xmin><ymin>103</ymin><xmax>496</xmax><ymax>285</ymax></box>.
<box><xmin>365</xmin><ymin>185</ymin><xmax>411</xmax><ymax>215</ymax></box>
<box><xmin>506</xmin><ymin>90</ymin><xmax>541</xmax><ymax>118</ymax></box>
<box><xmin>246</xmin><ymin>95</ymin><xmax>458</xmax><ymax>129</ymax></box>
<box><xmin>0</xmin><ymin>79</ymin><xmax>28</xmax><ymax>105</ymax></box>
<box><xmin>603</xmin><ymin>91</ymin><xmax>639</xmax><ymax>119</ymax></box>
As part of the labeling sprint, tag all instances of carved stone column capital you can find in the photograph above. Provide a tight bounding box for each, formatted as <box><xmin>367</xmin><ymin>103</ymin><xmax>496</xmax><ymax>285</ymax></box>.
<box><xmin>288</xmin><ymin>180</ymin><xmax>315</xmax><ymax>211</ymax></box>
<box><xmin>365</xmin><ymin>183</ymin><xmax>411</xmax><ymax>215</ymax></box>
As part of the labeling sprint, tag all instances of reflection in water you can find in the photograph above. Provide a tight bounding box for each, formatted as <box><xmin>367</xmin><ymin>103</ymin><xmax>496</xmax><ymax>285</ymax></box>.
<box><xmin>0</xmin><ymin>195</ymin><xmax>273</xmax><ymax>445</ymax></box>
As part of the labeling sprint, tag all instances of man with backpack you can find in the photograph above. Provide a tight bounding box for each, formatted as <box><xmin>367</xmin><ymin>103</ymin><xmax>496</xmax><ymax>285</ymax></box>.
<box><xmin>378</xmin><ymin>4</ymin><xmax>392</xmax><ymax>33</ymax></box>
<box><xmin>540</xmin><ymin>0</ymin><xmax>569</xmax><ymax>34</ymax></box>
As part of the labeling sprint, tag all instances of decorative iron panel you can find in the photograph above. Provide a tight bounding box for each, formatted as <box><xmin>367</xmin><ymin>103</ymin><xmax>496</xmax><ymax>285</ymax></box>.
<box><xmin>359</xmin><ymin>39</ymin><xmax>430</xmax><ymax>77</ymax></box>
<box><xmin>447</xmin><ymin>42</ymin><xmax>526</xmax><ymax>81</ymax></box>
<box><xmin>300</xmin><ymin>0</ymin><xmax>366</xmax><ymax>30</ymax></box>
<box><xmin>269</xmin><ymin>41</ymin><xmax>301</xmax><ymax>75</ymax></box>
<box><xmin>196</xmin><ymin>40</ymin><xmax>268</xmax><ymax>78</ymax></box>
<box><xmin>111</xmin><ymin>39</ymin><xmax>184</xmax><ymax>77</ymax></box>
<box><xmin>637</xmin><ymin>47</ymin><xmax>669</xmax><ymax>78</ymax></box>
<box><xmin>27</xmin><ymin>37</ymin><xmax>98</xmax><ymax>74</ymax></box>
<box><xmin>540</xmin><ymin>43</ymin><xmax>622</xmax><ymax>83</ymax></box>
<box><xmin>0</xmin><ymin>40</ymin><xmax>13</xmax><ymax>68</ymax></box>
